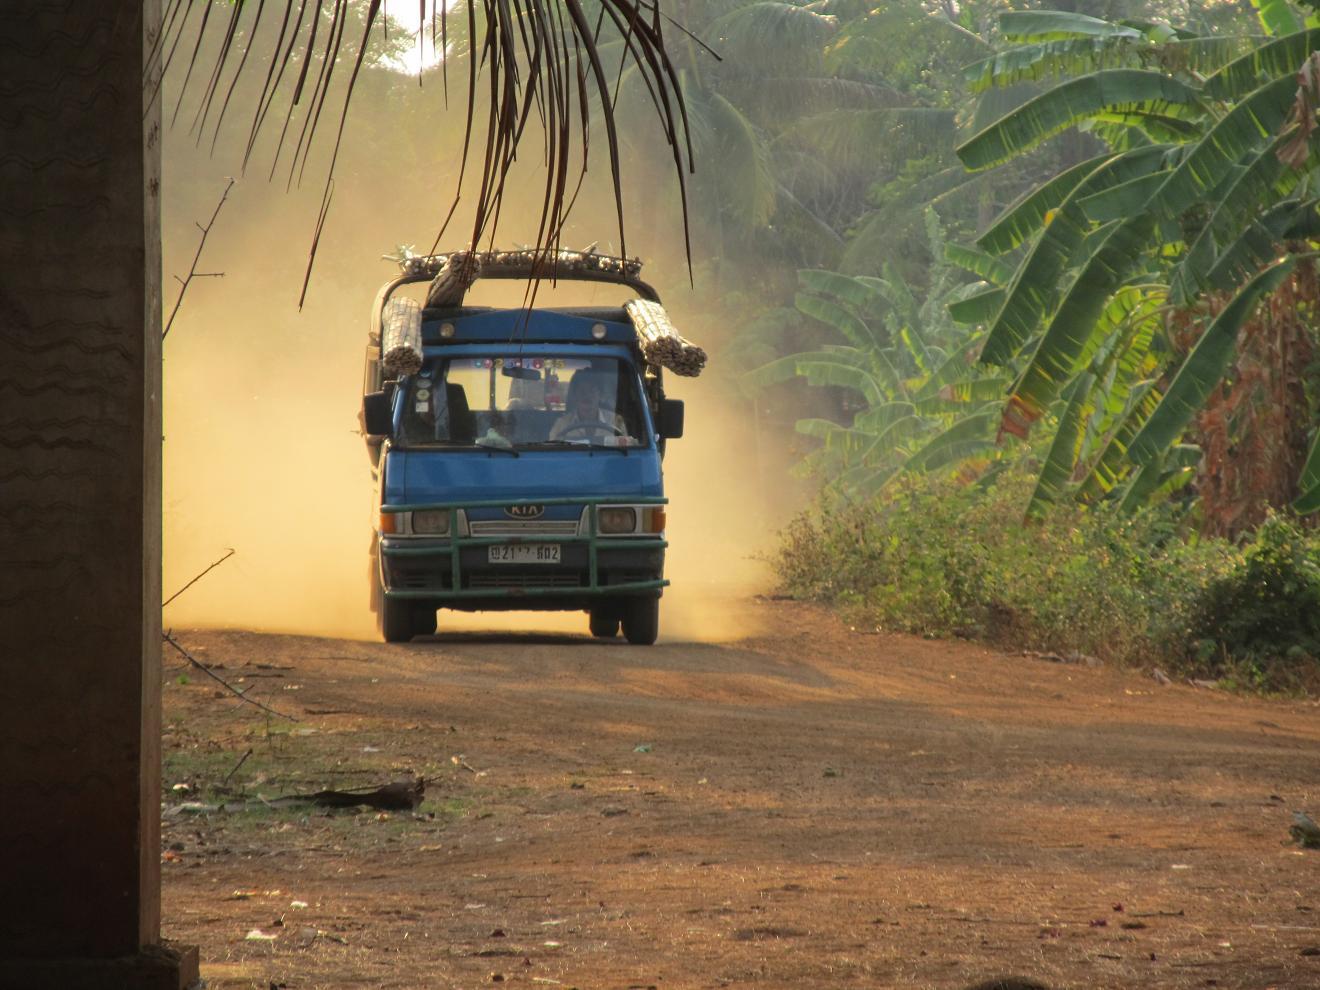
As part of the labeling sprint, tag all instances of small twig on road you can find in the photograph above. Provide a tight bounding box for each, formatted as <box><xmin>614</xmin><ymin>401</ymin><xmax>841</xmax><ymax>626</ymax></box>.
<box><xmin>163</xmin><ymin>547</ymin><xmax>235</xmax><ymax>607</ymax></box>
<box><xmin>223</xmin><ymin>747</ymin><xmax>254</xmax><ymax>786</ymax></box>
<box><xmin>163</xmin><ymin>177</ymin><xmax>233</xmax><ymax>340</ymax></box>
<box><xmin>164</xmin><ymin>630</ymin><xmax>299</xmax><ymax>722</ymax></box>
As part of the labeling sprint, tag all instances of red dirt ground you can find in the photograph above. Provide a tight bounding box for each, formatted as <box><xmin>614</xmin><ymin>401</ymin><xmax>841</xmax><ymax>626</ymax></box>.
<box><xmin>161</xmin><ymin>600</ymin><xmax>1320</xmax><ymax>989</ymax></box>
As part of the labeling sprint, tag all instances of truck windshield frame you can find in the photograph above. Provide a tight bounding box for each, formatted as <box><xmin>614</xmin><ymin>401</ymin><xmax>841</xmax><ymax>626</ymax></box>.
<box><xmin>395</xmin><ymin>354</ymin><xmax>652</xmax><ymax>451</ymax></box>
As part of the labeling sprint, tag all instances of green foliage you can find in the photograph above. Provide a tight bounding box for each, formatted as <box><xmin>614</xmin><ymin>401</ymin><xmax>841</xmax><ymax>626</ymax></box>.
<box><xmin>949</xmin><ymin>7</ymin><xmax>1320</xmax><ymax>519</ymax></box>
<box><xmin>774</xmin><ymin>463</ymin><xmax>1236</xmax><ymax>666</ymax></box>
<box><xmin>1185</xmin><ymin>514</ymin><xmax>1320</xmax><ymax>687</ymax></box>
<box><xmin>745</xmin><ymin>211</ymin><xmax>1007</xmax><ymax>494</ymax></box>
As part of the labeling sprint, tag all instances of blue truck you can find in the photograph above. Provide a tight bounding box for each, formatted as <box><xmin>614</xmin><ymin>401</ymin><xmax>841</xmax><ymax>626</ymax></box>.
<box><xmin>360</xmin><ymin>250</ymin><xmax>693</xmax><ymax>645</ymax></box>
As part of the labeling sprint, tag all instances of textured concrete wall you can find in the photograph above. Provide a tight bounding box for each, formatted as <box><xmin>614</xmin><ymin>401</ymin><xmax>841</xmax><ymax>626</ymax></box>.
<box><xmin>0</xmin><ymin>1</ymin><xmax>167</xmax><ymax>967</ymax></box>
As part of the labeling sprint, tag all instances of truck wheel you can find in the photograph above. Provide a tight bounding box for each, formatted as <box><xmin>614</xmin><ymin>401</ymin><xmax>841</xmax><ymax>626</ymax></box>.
<box><xmin>379</xmin><ymin>595</ymin><xmax>415</xmax><ymax>643</ymax></box>
<box><xmin>589</xmin><ymin>606</ymin><xmax>620</xmax><ymax>638</ymax></box>
<box><xmin>414</xmin><ymin>606</ymin><xmax>437</xmax><ymax>637</ymax></box>
<box><xmin>621</xmin><ymin>597</ymin><xmax>659</xmax><ymax>646</ymax></box>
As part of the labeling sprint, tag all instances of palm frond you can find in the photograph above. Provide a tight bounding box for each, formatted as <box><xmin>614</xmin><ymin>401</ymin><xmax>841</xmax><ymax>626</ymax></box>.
<box><xmin>157</xmin><ymin>0</ymin><xmax>694</xmax><ymax>303</ymax></box>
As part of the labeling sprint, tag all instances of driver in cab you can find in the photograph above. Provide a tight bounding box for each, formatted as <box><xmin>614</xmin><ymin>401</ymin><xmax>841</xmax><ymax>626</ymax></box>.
<box><xmin>550</xmin><ymin>373</ymin><xmax>628</xmax><ymax>443</ymax></box>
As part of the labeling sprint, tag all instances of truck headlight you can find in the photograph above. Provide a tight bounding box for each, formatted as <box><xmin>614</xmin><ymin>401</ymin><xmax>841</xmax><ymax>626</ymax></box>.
<box><xmin>597</xmin><ymin>507</ymin><xmax>637</xmax><ymax>533</ymax></box>
<box><xmin>411</xmin><ymin>509</ymin><xmax>451</xmax><ymax>535</ymax></box>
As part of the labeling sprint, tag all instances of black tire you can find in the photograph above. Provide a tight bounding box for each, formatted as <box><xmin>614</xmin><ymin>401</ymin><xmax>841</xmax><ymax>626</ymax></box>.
<box><xmin>414</xmin><ymin>606</ymin><xmax>438</xmax><ymax>637</ymax></box>
<box><xmin>379</xmin><ymin>595</ymin><xmax>415</xmax><ymax>643</ymax></box>
<box><xmin>621</xmin><ymin>597</ymin><xmax>659</xmax><ymax>646</ymax></box>
<box><xmin>589</xmin><ymin>605</ymin><xmax>620</xmax><ymax>638</ymax></box>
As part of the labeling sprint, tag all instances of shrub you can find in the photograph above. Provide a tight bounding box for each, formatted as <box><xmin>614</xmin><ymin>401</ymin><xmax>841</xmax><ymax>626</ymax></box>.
<box><xmin>1184</xmin><ymin>515</ymin><xmax>1320</xmax><ymax>689</ymax></box>
<box><xmin>775</xmin><ymin>465</ymin><xmax>1238</xmax><ymax>669</ymax></box>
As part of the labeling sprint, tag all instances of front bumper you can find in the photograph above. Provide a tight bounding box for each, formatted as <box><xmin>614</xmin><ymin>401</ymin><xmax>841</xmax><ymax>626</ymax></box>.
<box><xmin>378</xmin><ymin>496</ymin><xmax>667</xmax><ymax>609</ymax></box>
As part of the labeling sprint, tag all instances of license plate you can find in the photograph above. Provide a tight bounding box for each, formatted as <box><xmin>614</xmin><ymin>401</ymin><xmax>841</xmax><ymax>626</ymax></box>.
<box><xmin>488</xmin><ymin>544</ymin><xmax>561</xmax><ymax>564</ymax></box>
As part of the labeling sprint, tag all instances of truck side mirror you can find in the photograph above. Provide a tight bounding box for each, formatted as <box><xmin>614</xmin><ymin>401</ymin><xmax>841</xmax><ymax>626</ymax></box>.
<box><xmin>363</xmin><ymin>390</ymin><xmax>394</xmax><ymax>437</ymax></box>
<box><xmin>657</xmin><ymin>398</ymin><xmax>684</xmax><ymax>440</ymax></box>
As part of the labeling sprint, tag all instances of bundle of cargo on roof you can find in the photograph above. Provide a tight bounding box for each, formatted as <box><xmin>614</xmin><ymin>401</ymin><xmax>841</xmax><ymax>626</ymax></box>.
<box><xmin>401</xmin><ymin>247</ymin><xmax>644</xmax><ymax>283</ymax></box>
<box><xmin>624</xmin><ymin>299</ymin><xmax>707</xmax><ymax>378</ymax></box>
<box><xmin>380</xmin><ymin>297</ymin><xmax>424</xmax><ymax>376</ymax></box>
<box><xmin>383</xmin><ymin>246</ymin><xmax>707</xmax><ymax>379</ymax></box>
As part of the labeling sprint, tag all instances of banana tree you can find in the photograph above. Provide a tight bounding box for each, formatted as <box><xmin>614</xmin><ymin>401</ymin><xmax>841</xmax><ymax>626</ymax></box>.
<box><xmin>746</xmin><ymin>213</ymin><xmax>1011</xmax><ymax>493</ymax></box>
<box><xmin>951</xmin><ymin>4</ymin><xmax>1320</xmax><ymax>531</ymax></box>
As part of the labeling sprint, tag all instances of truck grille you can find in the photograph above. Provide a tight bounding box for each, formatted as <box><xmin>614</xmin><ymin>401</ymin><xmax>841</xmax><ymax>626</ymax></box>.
<box><xmin>468</xmin><ymin>572</ymin><xmax>582</xmax><ymax>589</ymax></box>
<box><xmin>468</xmin><ymin>519</ymin><xmax>579</xmax><ymax>537</ymax></box>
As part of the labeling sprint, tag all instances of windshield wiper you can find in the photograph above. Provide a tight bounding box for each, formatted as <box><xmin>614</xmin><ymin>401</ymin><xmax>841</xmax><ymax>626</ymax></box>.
<box><xmin>475</xmin><ymin>438</ymin><xmax>520</xmax><ymax>457</ymax></box>
<box><xmin>526</xmin><ymin>440</ymin><xmax>630</xmax><ymax>455</ymax></box>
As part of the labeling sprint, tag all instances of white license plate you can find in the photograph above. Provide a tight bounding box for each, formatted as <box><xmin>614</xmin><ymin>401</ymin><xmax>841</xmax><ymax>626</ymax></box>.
<box><xmin>488</xmin><ymin>544</ymin><xmax>561</xmax><ymax>564</ymax></box>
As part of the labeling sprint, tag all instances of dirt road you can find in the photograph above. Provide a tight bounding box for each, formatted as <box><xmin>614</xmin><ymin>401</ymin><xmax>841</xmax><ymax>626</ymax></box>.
<box><xmin>161</xmin><ymin>601</ymin><xmax>1320</xmax><ymax>989</ymax></box>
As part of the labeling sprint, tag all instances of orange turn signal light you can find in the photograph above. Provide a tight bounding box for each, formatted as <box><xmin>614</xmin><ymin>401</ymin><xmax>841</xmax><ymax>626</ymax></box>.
<box><xmin>379</xmin><ymin>511</ymin><xmax>400</xmax><ymax>534</ymax></box>
<box><xmin>646</xmin><ymin>507</ymin><xmax>666</xmax><ymax>533</ymax></box>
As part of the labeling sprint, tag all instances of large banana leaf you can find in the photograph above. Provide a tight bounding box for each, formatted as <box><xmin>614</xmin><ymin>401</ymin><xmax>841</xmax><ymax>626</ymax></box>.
<box><xmin>944</xmin><ymin>244</ymin><xmax>1016</xmax><ymax>285</ymax></box>
<box><xmin>745</xmin><ymin>348</ymin><xmax>881</xmax><ymax>391</ymax></box>
<box><xmin>1295</xmin><ymin>427</ymin><xmax>1320</xmax><ymax>513</ymax></box>
<box><xmin>965</xmin><ymin>37</ymin><xmax>1141</xmax><ymax>94</ymax></box>
<box><xmin>853</xmin><ymin>401</ymin><xmax>917</xmax><ymax>434</ymax></box>
<box><xmin>1199</xmin><ymin>199</ymin><xmax>1315</xmax><ymax>297</ymax></box>
<box><xmin>957</xmin><ymin>70</ymin><xmax>1201</xmax><ymax>171</ymax></box>
<box><xmin>1077</xmin><ymin>382</ymin><xmax>1161</xmax><ymax>499</ymax></box>
<box><xmin>947</xmin><ymin>285</ymin><xmax>1006</xmax><ymax>324</ymax></box>
<box><xmin>997</xmin><ymin>10</ymin><xmax>1144</xmax><ymax>43</ymax></box>
<box><xmin>979</xmin><ymin>147</ymin><xmax>1167</xmax><ymax>366</ymax></box>
<box><xmin>1127</xmin><ymin>256</ymin><xmax>1297</xmax><ymax>465</ymax></box>
<box><xmin>787</xmin><ymin>355</ymin><xmax>889</xmax><ymax>404</ymax></box>
<box><xmin>1170</xmin><ymin>133</ymin><xmax>1308</xmax><ymax>302</ymax></box>
<box><xmin>1078</xmin><ymin>172</ymin><xmax>1169</xmax><ymax>221</ymax></box>
<box><xmin>795</xmin><ymin>292</ymin><xmax>885</xmax><ymax>351</ymax></box>
<box><xmin>1202</xmin><ymin>27</ymin><xmax>1320</xmax><ymax>100</ymax></box>
<box><xmin>1027</xmin><ymin>372</ymin><xmax>1098</xmax><ymax>516</ymax></box>
<box><xmin>968</xmin><ymin>32</ymin><xmax>1252</xmax><ymax>95</ymax></box>
<box><xmin>900</xmin><ymin>412</ymin><xmax>998</xmax><ymax>471</ymax></box>
<box><xmin>1250</xmin><ymin>0</ymin><xmax>1305</xmax><ymax>40</ymax></box>
<box><xmin>1001</xmin><ymin>214</ymin><xmax>1157</xmax><ymax>436</ymax></box>
<box><xmin>914</xmin><ymin>337</ymin><xmax>987</xmax><ymax>400</ymax></box>
<box><xmin>1147</xmin><ymin>74</ymin><xmax>1297</xmax><ymax>220</ymax></box>
<box><xmin>1089</xmin><ymin>109</ymin><xmax>1205</xmax><ymax>143</ymax></box>
<box><xmin>975</xmin><ymin>151</ymin><xmax>1120</xmax><ymax>254</ymax></box>
<box><xmin>798</xmin><ymin>270</ymin><xmax>885</xmax><ymax>313</ymax></box>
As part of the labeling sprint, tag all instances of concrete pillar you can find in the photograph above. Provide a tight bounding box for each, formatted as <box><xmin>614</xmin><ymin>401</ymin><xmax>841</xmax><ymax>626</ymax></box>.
<box><xmin>0</xmin><ymin>4</ymin><xmax>197</xmax><ymax>986</ymax></box>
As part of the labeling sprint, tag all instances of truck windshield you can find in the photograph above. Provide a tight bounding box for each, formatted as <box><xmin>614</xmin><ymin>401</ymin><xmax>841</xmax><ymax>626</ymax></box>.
<box><xmin>397</xmin><ymin>355</ymin><xmax>649</xmax><ymax>450</ymax></box>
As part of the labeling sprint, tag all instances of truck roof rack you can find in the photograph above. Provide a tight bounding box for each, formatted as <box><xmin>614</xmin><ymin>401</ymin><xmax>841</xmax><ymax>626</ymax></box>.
<box><xmin>381</xmin><ymin>248</ymin><xmax>662</xmax><ymax>307</ymax></box>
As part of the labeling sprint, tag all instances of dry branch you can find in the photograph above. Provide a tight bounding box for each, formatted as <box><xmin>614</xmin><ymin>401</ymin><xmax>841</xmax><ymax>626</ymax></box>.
<box><xmin>163</xmin><ymin>630</ymin><xmax>299</xmax><ymax>722</ymax></box>
<box><xmin>163</xmin><ymin>177</ymin><xmax>233</xmax><ymax>339</ymax></box>
<box><xmin>163</xmin><ymin>547</ymin><xmax>235</xmax><ymax>607</ymax></box>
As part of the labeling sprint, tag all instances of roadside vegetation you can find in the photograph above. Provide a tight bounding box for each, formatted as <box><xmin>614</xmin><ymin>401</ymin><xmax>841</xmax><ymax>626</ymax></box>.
<box><xmin>740</xmin><ymin>0</ymin><xmax>1320</xmax><ymax>693</ymax></box>
<box><xmin>777</xmin><ymin>472</ymin><xmax>1320</xmax><ymax>692</ymax></box>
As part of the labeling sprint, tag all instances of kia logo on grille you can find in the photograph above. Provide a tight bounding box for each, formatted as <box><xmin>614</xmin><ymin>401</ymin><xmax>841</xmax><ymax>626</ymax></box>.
<box><xmin>505</xmin><ymin>504</ymin><xmax>545</xmax><ymax>520</ymax></box>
